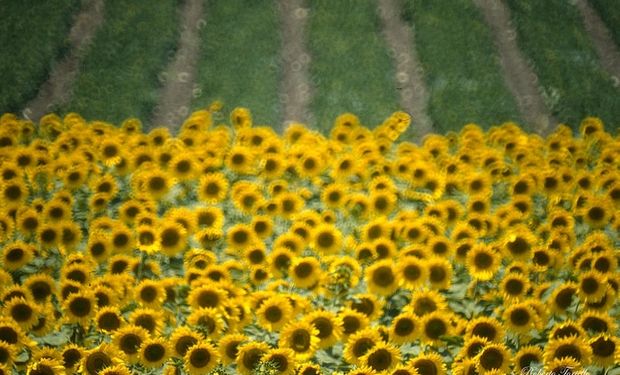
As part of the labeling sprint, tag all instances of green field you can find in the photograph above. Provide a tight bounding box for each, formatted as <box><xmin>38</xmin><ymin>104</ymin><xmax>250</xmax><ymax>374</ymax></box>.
<box><xmin>61</xmin><ymin>0</ymin><xmax>180</xmax><ymax>124</ymax></box>
<box><xmin>0</xmin><ymin>0</ymin><xmax>79</xmax><ymax>114</ymax></box>
<box><xmin>590</xmin><ymin>0</ymin><xmax>620</xmax><ymax>47</ymax></box>
<box><xmin>1</xmin><ymin>0</ymin><xmax>619</xmax><ymax>134</ymax></box>
<box><xmin>308</xmin><ymin>0</ymin><xmax>400</xmax><ymax>131</ymax></box>
<box><xmin>507</xmin><ymin>0</ymin><xmax>620</xmax><ymax>130</ymax></box>
<box><xmin>192</xmin><ymin>0</ymin><xmax>281</xmax><ymax>127</ymax></box>
<box><xmin>402</xmin><ymin>0</ymin><xmax>522</xmax><ymax>133</ymax></box>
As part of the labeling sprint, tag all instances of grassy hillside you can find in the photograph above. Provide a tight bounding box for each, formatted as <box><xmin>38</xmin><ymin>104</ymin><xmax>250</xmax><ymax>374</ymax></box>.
<box><xmin>0</xmin><ymin>0</ymin><xmax>79</xmax><ymax>114</ymax></box>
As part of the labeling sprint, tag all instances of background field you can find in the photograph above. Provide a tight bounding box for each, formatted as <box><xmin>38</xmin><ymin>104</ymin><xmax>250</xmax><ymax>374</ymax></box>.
<box><xmin>1</xmin><ymin>0</ymin><xmax>619</xmax><ymax>137</ymax></box>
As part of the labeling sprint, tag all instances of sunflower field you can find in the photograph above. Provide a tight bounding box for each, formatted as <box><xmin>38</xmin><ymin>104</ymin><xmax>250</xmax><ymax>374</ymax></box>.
<box><xmin>0</xmin><ymin>107</ymin><xmax>619</xmax><ymax>375</ymax></box>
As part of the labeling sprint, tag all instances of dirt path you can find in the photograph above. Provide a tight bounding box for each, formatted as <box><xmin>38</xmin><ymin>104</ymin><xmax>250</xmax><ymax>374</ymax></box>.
<box><xmin>575</xmin><ymin>0</ymin><xmax>620</xmax><ymax>81</ymax></box>
<box><xmin>377</xmin><ymin>0</ymin><xmax>433</xmax><ymax>142</ymax></box>
<box><xmin>474</xmin><ymin>0</ymin><xmax>556</xmax><ymax>136</ymax></box>
<box><xmin>24</xmin><ymin>0</ymin><xmax>105</xmax><ymax>122</ymax></box>
<box><xmin>278</xmin><ymin>0</ymin><xmax>312</xmax><ymax>132</ymax></box>
<box><xmin>150</xmin><ymin>0</ymin><xmax>204</xmax><ymax>132</ymax></box>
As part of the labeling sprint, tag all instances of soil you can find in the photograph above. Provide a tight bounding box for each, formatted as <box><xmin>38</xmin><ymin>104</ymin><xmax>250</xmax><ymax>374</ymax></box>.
<box><xmin>150</xmin><ymin>0</ymin><xmax>204</xmax><ymax>132</ymax></box>
<box><xmin>377</xmin><ymin>0</ymin><xmax>434</xmax><ymax>142</ymax></box>
<box><xmin>474</xmin><ymin>0</ymin><xmax>556</xmax><ymax>136</ymax></box>
<box><xmin>575</xmin><ymin>0</ymin><xmax>620</xmax><ymax>82</ymax></box>
<box><xmin>278</xmin><ymin>0</ymin><xmax>313</xmax><ymax>132</ymax></box>
<box><xmin>24</xmin><ymin>0</ymin><xmax>105</xmax><ymax>122</ymax></box>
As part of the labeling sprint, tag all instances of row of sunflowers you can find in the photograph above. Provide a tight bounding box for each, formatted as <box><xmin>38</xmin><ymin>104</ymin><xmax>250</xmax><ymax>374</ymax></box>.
<box><xmin>0</xmin><ymin>107</ymin><xmax>618</xmax><ymax>374</ymax></box>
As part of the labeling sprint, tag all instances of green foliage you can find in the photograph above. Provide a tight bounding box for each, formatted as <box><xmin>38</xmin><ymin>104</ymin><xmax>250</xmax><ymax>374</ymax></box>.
<box><xmin>506</xmin><ymin>0</ymin><xmax>620</xmax><ymax>130</ymax></box>
<box><xmin>0</xmin><ymin>0</ymin><xmax>79</xmax><ymax>113</ymax></box>
<box><xmin>590</xmin><ymin>0</ymin><xmax>620</xmax><ymax>47</ymax></box>
<box><xmin>307</xmin><ymin>0</ymin><xmax>400</xmax><ymax>132</ymax></box>
<box><xmin>192</xmin><ymin>0</ymin><xmax>281</xmax><ymax>127</ymax></box>
<box><xmin>403</xmin><ymin>0</ymin><xmax>522</xmax><ymax>133</ymax></box>
<box><xmin>62</xmin><ymin>0</ymin><xmax>180</xmax><ymax>124</ymax></box>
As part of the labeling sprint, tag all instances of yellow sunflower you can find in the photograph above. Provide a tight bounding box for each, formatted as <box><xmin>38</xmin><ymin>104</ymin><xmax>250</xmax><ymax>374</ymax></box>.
<box><xmin>360</xmin><ymin>341</ymin><xmax>401</xmax><ymax>373</ymax></box>
<box><xmin>261</xmin><ymin>348</ymin><xmax>297</xmax><ymax>375</ymax></box>
<box><xmin>389</xmin><ymin>311</ymin><xmax>419</xmax><ymax>344</ymax></box>
<box><xmin>184</xmin><ymin>341</ymin><xmax>220</xmax><ymax>374</ymax></box>
<box><xmin>113</xmin><ymin>325</ymin><xmax>150</xmax><ymax>363</ymax></box>
<box><xmin>256</xmin><ymin>295</ymin><xmax>293</xmax><ymax>332</ymax></box>
<box><xmin>218</xmin><ymin>333</ymin><xmax>247</xmax><ymax>365</ymax></box>
<box><xmin>290</xmin><ymin>257</ymin><xmax>322</xmax><ymax>289</ymax></box>
<box><xmin>365</xmin><ymin>260</ymin><xmax>399</xmax><ymax>296</ymax></box>
<box><xmin>466</xmin><ymin>244</ymin><xmax>500</xmax><ymax>281</ymax></box>
<box><xmin>236</xmin><ymin>342</ymin><xmax>270</xmax><ymax>375</ymax></box>
<box><xmin>2</xmin><ymin>240</ymin><xmax>34</xmax><ymax>271</ymax></box>
<box><xmin>303</xmin><ymin>310</ymin><xmax>343</xmax><ymax>349</ymax></box>
<box><xmin>198</xmin><ymin>172</ymin><xmax>229</xmax><ymax>203</ymax></box>
<box><xmin>279</xmin><ymin>321</ymin><xmax>320</xmax><ymax>360</ymax></box>
<box><xmin>410</xmin><ymin>352</ymin><xmax>447</xmax><ymax>375</ymax></box>
<box><xmin>139</xmin><ymin>337</ymin><xmax>171</xmax><ymax>368</ymax></box>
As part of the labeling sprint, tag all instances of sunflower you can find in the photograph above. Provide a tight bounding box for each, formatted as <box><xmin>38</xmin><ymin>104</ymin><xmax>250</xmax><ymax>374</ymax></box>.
<box><xmin>22</xmin><ymin>274</ymin><xmax>55</xmax><ymax>303</ymax></box>
<box><xmin>550</xmin><ymin>321</ymin><xmax>586</xmax><ymax>341</ymax></box>
<box><xmin>299</xmin><ymin>310</ymin><xmax>341</xmax><ymax>349</ymax></box>
<box><xmin>0</xmin><ymin>179</ymin><xmax>28</xmax><ymax>208</ymax></box>
<box><xmin>134</xmin><ymin>279</ymin><xmax>164</xmax><ymax>308</ymax></box>
<box><xmin>407</xmin><ymin>289</ymin><xmax>447</xmax><ymax>317</ymax></box>
<box><xmin>113</xmin><ymin>325</ymin><xmax>149</xmax><ymax>363</ymax></box>
<box><xmin>311</xmin><ymin>224</ymin><xmax>342</xmax><ymax>255</ymax></box>
<box><xmin>236</xmin><ymin>342</ymin><xmax>270</xmax><ymax>375</ymax></box>
<box><xmin>577</xmin><ymin>270</ymin><xmax>607</xmax><ymax>303</ymax></box>
<box><xmin>466</xmin><ymin>244</ymin><xmax>500</xmax><ymax>281</ymax></box>
<box><xmin>62</xmin><ymin>263</ymin><xmax>91</xmax><ymax>285</ymax></box>
<box><xmin>544</xmin><ymin>336</ymin><xmax>592</xmax><ymax>367</ymax></box>
<box><xmin>360</xmin><ymin>341</ymin><xmax>401</xmax><ymax>373</ymax></box>
<box><xmin>290</xmin><ymin>257</ymin><xmax>322</xmax><ymax>289</ymax></box>
<box><xmin>474</xmin><ymin>343</ymin><xmax>511</xmax><ymax>375</ymax></box>
<box><xmin>420</xmin><ymin>311</ymin><xmax>452</xmax><ymax>345</ymax></box>
<box><xmin>2</xmin><ymin>240</ymin><xmax>34</xmax><ymax>271</ymax></box>
<box><xmin>579</xmin><ymin>310</ymin><xmax>616</xmax><ymax>335</ymax></box>
<box><xmin>58</xmin><ymin>220</ymin><xmax>82</xmax><ymax>252</ymax></box>
<box><xmin>342</xmin><ymin>327</ymin><xmax>383</xmax><ymax>366</ymax></box>
<box><xmin>130</xmin><ymin>307</ymin><xmax>164</xmax><ymax>335</ymax></box>
<box><xmin>183</xmin><ymin>341</ymin><xmax>220</xmax><ymax>375</ymax></box>
<box><xmin>364</xmin><ymin>259</ymin><xmax>398</xmax><ymax>296</ymax></box>
<box><xmin>159</xmin><ymin>220</ymin><xmax>188</xmax><ymax>256</ymax></box>
<box><xmin>61</xmin><ymin>343</ymin><xmax>84</xmax><ymax>373</ymax></box>
<box><xmin>279</xmin><ymin>320</ymin><xmax>320</xmax><ymax>360</ymax></box>
<box><xmin>255</xmin><ymin>294</ymin><xmax>292</xmax><ymax>330</ymax></box>
<box><xmin>465</xmin><ymin>317</ymin><xmax>505</xmax><ymax>344</ymax></box>
<box><xmin>95</xmin><ymin>306</ymin><xmax>124</xmax><ymax>333</ymax></box>
<box><xmin>544</xmin><ymin>356</ymin><xmax>584</xmax><ymax>374</ymax></box>
<box><xmin>218</xmin><ymin>333</ymin><xmax>247</xmax><ymax>365</ymax></box>
<box><xmin>26</xmin><ymin>357</ymin><xmax>65</xmax><ymax>375</ymax></box>
<box><xmin>16</xmin><ymin>208</ymin><xmax>40</xmax><ymax>236</ymax></box>
<box><xmin>4</xmin><ymin>297</ymin><xmax>40</xmax><ymax>331</ymax></box>
<box><xmin>503</xmin><ymin>302</ymin><xmax>541</xmax><ymax>335</ymax></box>
<box><xmin>63</xmin><ymin>290</ymin><xmax>97</xmax><ymax>326</ymax></box>
<box><xmin>226</xmin><ymin>145</ymin><xmax>255</xmax><ymax>174</ymax></box>
<box><xmin>167</xmin><ymin>151</ymin><xmax>197</xmax><ymax>181</ymax></box>
<box><xmin>410</xmin><ymin>352</ymin><xmax>447</xmax><ymax>375</ymax></box>
<box><xmin>108</xmin><ymin>223</ymin><xmax>134</xmax><ymax>254</ymax></box>
<box><xmin>260</xmin><ymin>348</ymin><xmax>297</xmax><ymax>375</ymax></box>
<box><xmin>589</xmin><ymin>334</ymin><xmax>619</xmax><ymax>367</ymax></box>
<box><xmin>80</xmin><ymin>343</ymin><xmax>123</xmax><ymax>375</ymax></box>
<box><xmin>141</xmin><ymin>168</ymin><xmax>173</xmax><ymax>199</ymax></box>
<box><xmin>426</xmin><ymin>257</ymin><xmax>452</xmax><ymax>290</ymax></box>
<box><xmin>226</xmin><ymin>224</ymin><xmax>256</xmax><ymax>252</ymax></box>
<box><xmin>99</xmin><ymin>138</ymin><xmax>123</xmax><ymax>166</ymax></box>
<box><xmin>260</xmin><ymin>153</ymin><xmax>287</xmax><ymax>179</ymax></box>
<box><xmin>499</xmin><ymin>273</ymin><xmax>530</xmax><ymax>302</ymax></box>
<box><xmin>580</xmin><ymin>196</ymin><xmax>612</xmax><ymax>229</ymax></box>
<box><xmin>513</xmin><ymin>346</ymin><xmax>544</xmax><ymax>372</ymax></box>
<box><xmin>389</xmin><ymin>311</ymin><xmax>419</xmax><ymax>344</ymax></box>
<box><xmin>198</xmin><ymin>172</ymin><xmax>228</xmax><ymax>203</ymax></box>
<box><xmin>139</xmin><ymin>337</ymin><xmax>171</xmax><ymax>368</ymax></box>
<box><xmin>187</xmin><ymin>307</ymin><xmax>226</xmax><ymax>338</ymax></box>
<box><xmin>276</xmin><ymin>191</ymin><xmax>305</xmax><ymax>218</ymax></box>
<box><xmin>0</xmin><ymin>341</ymin><xmax>15</xmax><ymax>368</ymax></box>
